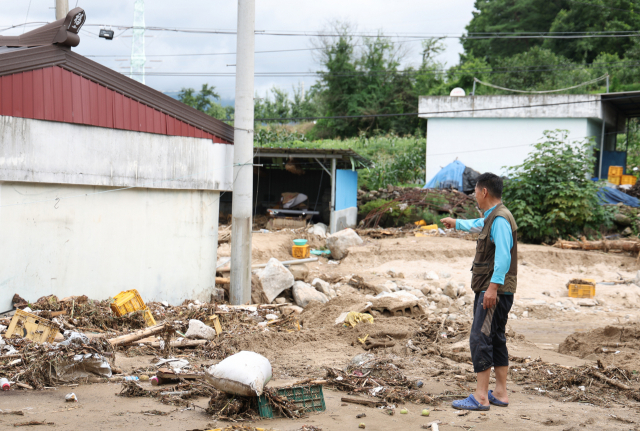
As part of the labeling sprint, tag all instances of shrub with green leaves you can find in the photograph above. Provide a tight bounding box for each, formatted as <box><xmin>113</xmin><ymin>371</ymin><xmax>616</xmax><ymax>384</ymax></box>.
<box><xmin>502</xmin><ymin>130</ymin><xmax>614</xmax><ymax>243</ymax></box>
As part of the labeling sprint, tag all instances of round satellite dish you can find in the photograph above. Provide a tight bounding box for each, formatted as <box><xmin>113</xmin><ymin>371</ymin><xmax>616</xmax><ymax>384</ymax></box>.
<box><xmin>450</xmin><ymin>87</ymin><xmax>466</xmax><ymax>97</ymax></box>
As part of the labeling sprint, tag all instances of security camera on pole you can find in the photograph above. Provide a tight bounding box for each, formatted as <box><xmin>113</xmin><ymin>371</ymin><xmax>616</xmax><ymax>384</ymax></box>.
<box><xmin>230</xmin><ymin>0</ymin><xmax>255</xmax><ymax>305</ymax></box>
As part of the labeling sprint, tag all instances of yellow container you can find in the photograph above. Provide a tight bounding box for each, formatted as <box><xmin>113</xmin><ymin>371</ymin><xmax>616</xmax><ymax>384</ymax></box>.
<box><xmin>292</xmin><ymin>244</ymin><xmax>310</xmax><ymax>259</ymax></box>
<box><xmin>608</xmin><ymin>176</ymin><xmax>622</xmax><ymax>185</ymax></box>
<box><xmin>5</xmin><ymin>309</ymin><xmax>60</xmax><ymax>343</ymax></box>
<box><xmin>621</xmin><ymin>175</ymin><xmax>637</xmax><ymax>186</ymax></box>
<box><xmin>568</xmin><ymin>279</ymin><xmax>596</xmax><ymax>299</ymax></box>
<box><xmin>420</xmin><ymin>224</ymin><xmax>438</xmax><ymax>231</ymax></box>
<box><xmin>608</xmin><ymin>166</ymin><xmax>624</xmax><ymax>177</ymax></box>
<box><xmin>110</xmin><ymin>289</ymin><xmax>156</xmax><ymax>327</ymax></box>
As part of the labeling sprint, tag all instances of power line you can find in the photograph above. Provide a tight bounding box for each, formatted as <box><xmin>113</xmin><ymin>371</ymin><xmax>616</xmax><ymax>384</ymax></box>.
<box><xmin>122</xmin><ymin>59</ymin><xmax>640</xmax><ymax>77</ymax></box>
<box><xmin>250</xmin><ymin>93</ymin><xmax>639</xmax><ymax>122</ymax></box>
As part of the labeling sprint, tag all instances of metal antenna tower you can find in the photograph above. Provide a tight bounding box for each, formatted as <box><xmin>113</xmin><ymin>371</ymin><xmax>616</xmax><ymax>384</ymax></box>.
<box><xmin>130</xmin><ymin>0</ymin><xmax>145</xmax><ymax>84</ymax></box>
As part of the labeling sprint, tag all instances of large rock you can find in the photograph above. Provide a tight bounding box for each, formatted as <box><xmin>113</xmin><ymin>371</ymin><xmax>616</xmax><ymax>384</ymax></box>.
<box><xmin>614</xmin><ymin>213</ymin><xmax>632</xmax><ymax>227</ymax></box>
<box><xmin>308</xmin><ymin>223</ymin><xmax>328</xmax><ymax>238</ymax></box>
<box><xmin>185</xmin><ymin>319</ymin><xmax>217</xmax><ymax>341</ymax></box>
<box><xmin>288</xmin><ymin>264</ymin><xmax>309</xmax><ymax>281</ymax></box>
<box><xmin>326</xmin><ymin>228</ymin><xmax>363</xmax><ymax>260</ymax></box>
<box><xmin>259</xmin><ymin>258</ymin><xmax>295</xmax><ymax>303</ymax></box>
<box><xmin>312</xmin><ymin>278</ymin><xmax>336</xmax><ymax>298</ymax></box>
<box><xmin>292</xmin><ymin>281</ymin><xmax>329</xmax><ymax>308</ymax></box>
<box><xmin>443</xmin><ymin>281</ymin><xmax>459</xmax><ymax>299</ymax></box>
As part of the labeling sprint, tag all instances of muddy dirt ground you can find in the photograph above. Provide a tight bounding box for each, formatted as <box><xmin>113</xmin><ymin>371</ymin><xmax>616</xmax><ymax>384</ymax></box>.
<box><xmin>3</xmin><ymin>231</ymin><xmax>640</xmax><ymax>430</ymax></box>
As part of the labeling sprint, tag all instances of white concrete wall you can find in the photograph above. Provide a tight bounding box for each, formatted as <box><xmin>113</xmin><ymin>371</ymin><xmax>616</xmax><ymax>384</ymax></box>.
<box><xmin>330</xmin><ymin>207</ymin><xmax>358</xmax><ymax>233</ymax></box>
<box><xmin>426</xmin><ymin>118</ymin><xmax>595</xmax><ymax>181</ymax></box>
<box><xmin>0</xmin><ymin>181</ymin><xmax>219</xmax><ymax>310</ymax></box>
<box><xmin>419</xmin><ymin>94</ymin><xmax>602</xmax><ymax>120</ymax></box>
<box><xmin>0</xmin><ymin>116</ymin><xmax>233</xmax><ymax>191</ymax></box>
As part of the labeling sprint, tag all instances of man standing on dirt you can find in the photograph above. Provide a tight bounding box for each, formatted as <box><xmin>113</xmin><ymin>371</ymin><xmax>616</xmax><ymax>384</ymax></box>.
<box><xmin>441</xmin><ymin>173</ymin><xmax>517</xmax><ymax>411</ymax></box>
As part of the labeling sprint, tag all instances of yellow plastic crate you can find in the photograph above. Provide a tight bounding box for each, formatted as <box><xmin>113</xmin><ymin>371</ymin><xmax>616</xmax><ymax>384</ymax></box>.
<box><xmin>568</xmin><ymin>279</ymin><xmax>596</xmax><ymax>299</ymax></box>
<box><xmin>5</xmin><ymin>309</ymin><xmax>60</xmax><ymax>343</ymax></box>
<box><xmin>608</xmin><ymin>176</ymin><xmax>622</xmax><ymax>185</ymax></box>
<box><xmin>292</xmin><ymin>244</ymin><xmax>310</xmax><ymax>259</ymax></box>
<box><xmin>110</xmin><ymin>289</ymin><xmax>156</xmax><ymax>327</ymax></box>
<box><xmin>609</xmin><ymin>166</ymin><xmax>624</xmax><ymax>177</ymax></box>
<box><xmin>621</xmin><ymin>175</ymin><xmax>637</xmax><ymax>186</ymax></box>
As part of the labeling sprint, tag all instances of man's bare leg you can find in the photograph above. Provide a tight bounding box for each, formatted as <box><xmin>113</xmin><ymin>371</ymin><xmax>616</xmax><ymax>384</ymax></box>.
<box><xmin>491</xmin><ymin>366</ymin><xmax>509</xmax><ymax>403</ymax></box>
<box><xmin>473</xmin><ymin>368</ymin><xmax>491</xmax><ymax>406</ymax></box>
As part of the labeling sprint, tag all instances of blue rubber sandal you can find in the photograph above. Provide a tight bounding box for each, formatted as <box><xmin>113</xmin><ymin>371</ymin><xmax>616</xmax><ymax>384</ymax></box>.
<box><xmin>451</xmin><ymin>394</ymin><xmax>490</xmax><ymax>411</ymax></box>
<box><xmin>488</xmin><ymin>390</ymin><xmax>509</xmax><ymax>407</ymax></box>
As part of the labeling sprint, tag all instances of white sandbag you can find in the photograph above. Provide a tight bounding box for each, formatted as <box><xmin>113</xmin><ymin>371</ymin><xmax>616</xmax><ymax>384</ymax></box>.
<box><xmin>205</xmin><ymin>351</ymin><xmax>272</xmax><ymax>396</ymax></box>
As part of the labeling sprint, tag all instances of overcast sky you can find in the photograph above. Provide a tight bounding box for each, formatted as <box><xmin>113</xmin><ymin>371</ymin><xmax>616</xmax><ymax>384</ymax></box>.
<box><xmin>1</xmin><ymin>1</ymin><xmax>477</xmax><ymax>101</ymax></box>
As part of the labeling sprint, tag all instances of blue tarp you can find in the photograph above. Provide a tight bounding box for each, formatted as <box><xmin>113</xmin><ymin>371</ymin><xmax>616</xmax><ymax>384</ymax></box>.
<box><xmin>424</xmin><ymin>160</ymin><xmax>466</xmax><ymax>191</ymax></box>
<box><xmin>597</xmin><ymin>186</ymin><xmax>639</xmax><ymax>207</ymax></box>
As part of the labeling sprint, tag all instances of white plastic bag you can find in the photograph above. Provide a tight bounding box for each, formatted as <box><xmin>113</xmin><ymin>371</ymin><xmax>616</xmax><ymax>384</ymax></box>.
<box><xmin>205</xmin><ymin>351</ymin><xmax>272</xmax><ymax>396</ymax></box>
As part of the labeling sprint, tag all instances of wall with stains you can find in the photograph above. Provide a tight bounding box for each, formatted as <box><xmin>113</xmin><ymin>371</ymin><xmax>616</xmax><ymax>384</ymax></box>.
<box><xmin>0</xmin><ymin>181</ymin><xmax>220</xmax><ymax>310</ymax></box>
<box><xmin>0</xmin><ymin>116</ymin><xmax>234</xmax><ymax>191</ymax></box>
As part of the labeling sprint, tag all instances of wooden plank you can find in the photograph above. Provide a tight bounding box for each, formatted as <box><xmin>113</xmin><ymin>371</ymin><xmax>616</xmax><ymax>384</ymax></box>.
<box><xmin>340</xmin><ymin>397</ymin><xmax>385</xmax><ymax>408</ymax></box>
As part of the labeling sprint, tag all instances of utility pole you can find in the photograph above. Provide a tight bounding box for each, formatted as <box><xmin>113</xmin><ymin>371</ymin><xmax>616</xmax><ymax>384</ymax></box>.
<box><xmin>230</xmin><ymin>0</ymin><xmax>255</xmax><ymax>305</ymax></box>
<box><xmin>55</xmin><ymin>0</ymin><xmax>68</xmax><ymax>20</ymax></box>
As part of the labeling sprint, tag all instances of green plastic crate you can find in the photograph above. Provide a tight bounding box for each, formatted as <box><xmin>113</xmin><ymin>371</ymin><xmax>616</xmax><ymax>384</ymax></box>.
<box><xmin>258</xmin><ymin>385</ymin><xmax>326</xmax><ymax>418</ymax></box>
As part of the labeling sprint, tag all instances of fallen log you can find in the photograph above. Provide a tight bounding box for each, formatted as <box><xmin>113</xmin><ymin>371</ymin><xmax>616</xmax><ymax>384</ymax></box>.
<box><xmin>591</xmin><ymin>370</ymin><xmax>630</xmax><ymax>390</ymax></box>
<box><xmin>554</xmin><ymin>239</ymin><xmax>640</xmax><ymax>253</ymax></box>
<box><xmin>108</xmin><ymin>324</ymin><xmax>166</xmax><ymax>347</ymax></box>
<box><xmin>146</xmin><ymin>339</ymin><xmax>207</xmax><ymax>348</ymax></box>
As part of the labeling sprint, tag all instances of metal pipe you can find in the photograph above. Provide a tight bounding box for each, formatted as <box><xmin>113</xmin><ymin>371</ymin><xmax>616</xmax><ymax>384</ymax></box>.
<box><xmin>218</xmin><ymin>257</ymin><xmax>319</xmax><ymax>272</ymax></box>
<box><xmin>314</xmin><ymin>157</ymin><xmax>332</xmax><ymax>176</ymax></box>
<box><xmin>330</xmin><ymin>158</ymin><xmax>337</xmax><ymax>234</ymax></box>
<box><xmin>230</xmin><ymin>0</ymin><xmax>255</xmax><ymax>305</ymax></box>
<box><xmin>599</xmin><ymin>102</ymin><xmax>606</xmax><ymax>179</ymax></box>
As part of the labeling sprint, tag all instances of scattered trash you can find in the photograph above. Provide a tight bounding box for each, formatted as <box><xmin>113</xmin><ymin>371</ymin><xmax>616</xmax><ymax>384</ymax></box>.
<box><xmin>206</xmin><ymin>351</ymin><xmax>272</xmax><ymax>396</ymax></box>
<box><xmin>5</xmin><ymin>309</ymin><xmax>59</xmax><ymax>343</ymax></box>
<box><xmin>1</xmin><ymin>377</ymin><xmax>10</xmax><ymax>390</ymax></box>
<box><xmin>422</xmin><ymin>409</ymin><xmax>430</xmax><ymax>416</ymax></box>
<box><xmin>65</xmin><ymin>393</ymin><xmax>78</xmax><ymax>402</ymax></box>
<box><xmin>343</xmin><ymin>311</ymin><xmax>374</xmax><ymax>328</ymax></box>
<box><xmin>110</xmin><ymin>289</ymin><xmax>156</xmax><ymax>327</ymax></box>
<box><xmin>124</xmin><ymin>376</ymin><xmax>139</xmax><ymax>381</ymax></box>
<box><xmin>400</xmin><ymin>408</ymin><xmax>408</xmax><ymax>414</ymax></box>
<box><xmin>358</xmin><ymin>423</ymin><xmax>366</xmax><ymax>429</ymax></box>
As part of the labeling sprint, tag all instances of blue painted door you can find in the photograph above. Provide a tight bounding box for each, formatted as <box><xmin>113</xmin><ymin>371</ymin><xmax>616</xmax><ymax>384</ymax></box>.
<box><xmin>335</xmin><ymin>170</ymin><xmax>358</xmax><ymax>211</ymax></box>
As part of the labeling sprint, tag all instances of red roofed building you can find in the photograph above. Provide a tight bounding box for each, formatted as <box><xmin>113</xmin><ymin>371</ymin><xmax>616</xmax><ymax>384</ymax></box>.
<box><xmin>0</xmin><ymin>9</ymin><xmax>234</xmax><ymax>308</ymax></box>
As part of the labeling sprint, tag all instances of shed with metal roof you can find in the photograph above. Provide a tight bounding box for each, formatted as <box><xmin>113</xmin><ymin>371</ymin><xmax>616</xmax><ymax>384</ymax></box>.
<box><xmin>0</xmin><ymin>9</ymin><xmax>234</xmax><ymax>309</ymax></box>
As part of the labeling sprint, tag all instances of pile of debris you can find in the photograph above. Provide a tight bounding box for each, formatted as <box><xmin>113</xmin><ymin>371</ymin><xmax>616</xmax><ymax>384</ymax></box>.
<box><xmin>508</xmin><ymin>357</ymin><xmax>640</xmax><ymax>407</ymax></box>
<box><xmin>358</xmin><ymin>186</ymin><xmax>479</xmax><ymax>228</ymax></box>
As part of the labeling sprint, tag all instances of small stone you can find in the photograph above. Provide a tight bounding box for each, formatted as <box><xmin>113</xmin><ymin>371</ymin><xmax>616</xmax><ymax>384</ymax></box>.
<box><xmin>274</xmin><ymin>298</ymin><xmax>286</xmax><ymax>304</ymax></box>
<box><xmin>288</xmin><ymin>264</ymin><xmax>309</xmax><ymax>281</ymax></box>
<box><xmin>439</xmin><ymin>272</ymin><xmax>452</xmax><ymax>279</ymax></box>
<box><xmin>292</xmin><ymin>281</ymin><xmax>329</xmax><ymax>307</ymax></box>
<box><xmin>282</xmin><ymin>305</ymin><xmax>304</xmax><ymax>316</ymax></box>
<box><xmin>542</xmin><ymin>291</ymin><xmax>551</xmax><ymax>297</ymax></box>
<box><xmin>423</xmin><ymin>271</ymin><xmax>439</xmax><ymax>281</ymax></box>
<box><xmin>312</xmin><ymin>278</ymin><xmax>335</xmax><ymax>298</ymax></box>
<box><xmin>185</xmin><ymin>319</ymin><xmax>217</xmax><ymax>341</ymax></box>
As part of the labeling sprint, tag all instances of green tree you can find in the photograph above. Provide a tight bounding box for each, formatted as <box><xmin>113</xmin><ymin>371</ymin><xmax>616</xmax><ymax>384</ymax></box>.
<box><xmin>502</xmin><ymin>130</ymin><xmax>613</xmax><ymax>243</ymax></box>
<box><xmin>177</xmin><ymin>84</ymin><xmax>231</xmax><ymax>121</ymax></box>
<box><xmin>462</xmin><ymin>0</ymin><xmax>566</xmax><ymax>64</ymax></box>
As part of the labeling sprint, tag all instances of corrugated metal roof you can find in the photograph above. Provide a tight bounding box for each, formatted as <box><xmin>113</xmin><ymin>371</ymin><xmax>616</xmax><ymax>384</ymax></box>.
<box><xmin>0</xmin><ymin>9</ymin><xmax>234</xmax><ymax>143</ymax></box>
<box><xmin>601</xmin><ymin>91</ymin><xmax>640</xmax><ymax>118</ymax></box>
<box><xmin>254</xmin><ymin>147</ymin><xmax>372</xmax><ymax>168</ymax></box>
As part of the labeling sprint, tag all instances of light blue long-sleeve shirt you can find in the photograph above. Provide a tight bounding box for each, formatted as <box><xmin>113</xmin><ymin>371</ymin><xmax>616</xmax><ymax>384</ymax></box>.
<box><xmin>455</xmin><ymin>204</ymin><xmax>513</xmax><ymax>288</ymax></box>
